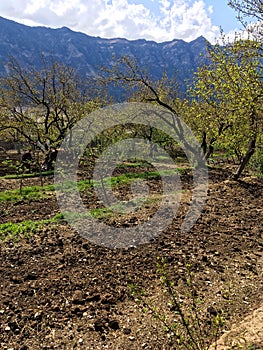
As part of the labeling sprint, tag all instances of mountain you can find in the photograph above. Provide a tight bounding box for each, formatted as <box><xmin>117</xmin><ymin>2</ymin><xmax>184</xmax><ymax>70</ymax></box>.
<box><xmin>0</xmin><ymin>16</ymin><xmax>209</xmax><ymax>94</ymax></box>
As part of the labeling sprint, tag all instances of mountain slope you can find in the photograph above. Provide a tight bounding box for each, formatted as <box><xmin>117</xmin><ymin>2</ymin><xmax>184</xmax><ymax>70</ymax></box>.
<box><xmin>0</xmin><ymin>16</ymin><xmax>209</xmax><ymax>92</ymax></box>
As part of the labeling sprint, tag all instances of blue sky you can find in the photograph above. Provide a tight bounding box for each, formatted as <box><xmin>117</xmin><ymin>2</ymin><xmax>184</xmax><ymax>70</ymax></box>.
<box><xmin>0</xmin><ymin>0</ymin><xmax>243</xmax><ymax>43</ymax></box>
<box><xmin>206</xmin><ymin>1</ymin><xmax>241</xmax><ymax>32</ymax></box>
<box><xmin>134</xmin><ymin>0</ymin><xmax>241</xmax><ymax>32</ymax></box>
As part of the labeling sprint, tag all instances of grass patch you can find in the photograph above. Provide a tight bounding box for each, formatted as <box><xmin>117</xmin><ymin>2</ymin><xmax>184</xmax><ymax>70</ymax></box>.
<box><xmin>0</xmin><ymin>168</ymin><xmax>189</xmax><ymax>202</ymax></box>
<box><xmin>109</xmin><ymin>169</ymin><xmax>187</xmax><ymax>187</ymax></box>
<box><xmin>117</xmin><ymin>160</ymin><xmax>152</xmax><ymax>168</ymax></box>
<box><xmin>0</xmin><ymin>214</ymin><xmax>64</xmax><ymax>241</ymax></box>
<box><xmin>65</xmin><ymin>169</ymin><xmax>187</xmax><ymax>192</ymax></box>
<box><xmin>154</xmin><ymin>155</ymin><xmax>170</xmax><ymax>161</ymax></box>
<box><xmin>0</xmin><ymin>220</ymin><xmax>45</xmax><ymax>241</ymax></box>
<box><xmin>0</xmin><ymin>184</ymin><xmax>55</xmax><ymax>202</ymax></box>
<box><xmin>53</xmin><ymin>195</ymin><xmax>158</xmax><ymax>223</ymax></box>
<box><xmin>91</xmin><ymin>195</ymin><xmax>159</xmax><ymax>217</ymax></box>
<box><xmin>0</xmin><ymin>165</ymin><xmax>188</xmax><ymax>241</ymax></box>
<box><xmin>2</xmin><ymin>170</ymin><xmax>54</xmax><ymax>179</ymax></box>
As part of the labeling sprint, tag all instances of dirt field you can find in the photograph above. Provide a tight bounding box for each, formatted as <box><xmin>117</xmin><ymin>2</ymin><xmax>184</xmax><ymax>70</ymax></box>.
<box><xmin>0</xmin><ymin>163</ymin><xmax>262</xmax><ymax>349</ymax></box>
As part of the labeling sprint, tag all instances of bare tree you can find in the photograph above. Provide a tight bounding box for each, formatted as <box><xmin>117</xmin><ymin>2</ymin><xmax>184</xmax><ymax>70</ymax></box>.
<box><xmin>0</xmin><ymin>57</ymin><xmax>99</xmax><ymax>168</ymax></box>
<box><xmin>228</xmin><ymin>0</ymin><xmax>263</xmax><ymax>22</ymax></box>
<box><xmin>101</xmin><ymin>55</ymin><xmax>205</xmax><ymax>167</ymax></box>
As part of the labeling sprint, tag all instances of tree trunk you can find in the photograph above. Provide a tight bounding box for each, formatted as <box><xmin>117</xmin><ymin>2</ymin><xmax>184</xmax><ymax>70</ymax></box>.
<box><xmin>203</xmin><ymin>134</ymin><xmax>216</xmax><ymax>160</ymax></box>
<box><xmin>232</xmin><ymin>138</ymin><xmax>256</xmax><ymax>180</ymax></box>
<box><xmin>201</xmin><ymin>132</ymin><xmax>207</xmax><ymax>156</ymax></box>
<box><xmin>205</xmin><ymin>144</ymin><xmax>214</xmax><ymax>160</ymax></box>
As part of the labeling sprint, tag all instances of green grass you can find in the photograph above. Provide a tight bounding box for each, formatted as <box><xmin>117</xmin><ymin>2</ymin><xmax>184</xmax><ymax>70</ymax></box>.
<box><xmin>0</xmin><ymin>184</ymin><xmax>55</xmax><ymax>202</ymax></box>
<box><xmin>0</xmin><ymin>220</ymin><xmax>42</xmax><ymax>240</ymax></box>
<box><xmin>117</xmin><ymin>160</ymin><xmax>152</xmax><ymax>168</ymax></box>
<box><xmin>0</xmin><ymin>190</ymin><xmax>161</xmax><ymax>241</ymax></box>
<box><xmin>154</xmin><ymin>155</ymin><xmax>170</xmax><ymax>161</ymax></box>
<box><xmin>0</xmin><ymin>168</ymin><xmax>189</xmax><ymax>203</ymax></box>
<box><xmin>0</xmin><ymin>213</ymin><xmax>64</xmax><ymax>241</ymax></box>
<box><xmin>0</xmin><ymin>209</ymin><xmax>115</xmax><ymax>241</ymax></box>
<box><xmin>50</xmin><ymin>194</ymin><xmax>158</xmax><ymax>224</ymax></box>
<box><xmin>65</xmin><ymin>168</ymin><xmax>187</xmax><ymax>192</ymax></box>
<box><xmin>108</xmin><ymin>169</ymin><xmax>187</xmax><ymax>187</ymax></box>
<box><xmin>90</xmin><ymin>195</ymin><xmax>159</xmax><ymax>218</ymax></box>
<box><xmin>0</xmin><ymin>166</ymin><xmax>188</xmax><ymax>241</ymax></box>
<box><xmin>2</xmin><ymin>170</ymin><xmax>54</xmax><ymax>179</ymax></box>
<box><xmin>61</xmin><ymin>208</ymin><xmax>113</xmax><ymax>220</ymax></box>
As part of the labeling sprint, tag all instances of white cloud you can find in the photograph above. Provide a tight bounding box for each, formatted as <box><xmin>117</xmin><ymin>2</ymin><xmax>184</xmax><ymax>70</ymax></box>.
<box><xmin>216</xmin><ymin>20</ymin><xmax>263</xmax><ymax>45</ymax></box>
<box><xmin>154</xmin><ymin>0</ymin><xmax>220</xmax><ymax>42</ymax></box>
<box><xmin>0</xmin><ymin>0</ymin><xmax>221</xmax><ymax>42</ymax></box>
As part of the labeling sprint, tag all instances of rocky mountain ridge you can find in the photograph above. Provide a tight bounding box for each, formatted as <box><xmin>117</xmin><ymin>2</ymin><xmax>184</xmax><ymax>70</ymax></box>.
<box><xmin>0</xmin><ymin>16</ymin><xmax>209</xmax><ymax>92</ymax></box>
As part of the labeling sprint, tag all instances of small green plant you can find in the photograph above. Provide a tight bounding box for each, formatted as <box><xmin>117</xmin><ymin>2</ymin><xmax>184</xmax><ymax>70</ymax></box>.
<box><xmin>2</xmin><ymin>159</ymin><xmax>25</xmax><ymax>193</ymax></box>
<box><xmin>245</xmin><ymin>343</ymin><xmax>263</xmax><ymax>350</ymax></box>
<box><xmin>0</xmin><ymin>214</ymin><xmax>65</xmax><ymax>241</ymax></box>
<box><xmin>249</xmin><ymin>149</ymin><xmax>263</xmax><ymax>176</ymax></box>
<box><xmin>0</xmin><ymin>184</ymin><xmax>55</xmax><ymax>202</ymax></box>
<box><xmin>0</xmin><ymin>220</ymin><xmax>43</xmax><ymax>241</ymax></box>
<box><xmin>130</xmin><ymin>258</ymin><xmax>225</xmax><ymax>350</ymax></box>
<box><xmin>3</xmin><ymin>170</ymin><xmax>54</xmax><ymax>179</ymax></box>
<box><xmin>225</xmin><ymin>341</ymin><xmax>263</xmax><ymax>350</ymax></box>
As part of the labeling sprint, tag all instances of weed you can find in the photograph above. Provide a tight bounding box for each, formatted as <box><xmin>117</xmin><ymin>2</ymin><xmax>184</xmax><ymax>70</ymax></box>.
<box><xmin>249</xmin><ymin>149</ymin><xmax>263</xmax><ymax>176</ymax></box>
<box><xmin>226</xmin><ymin>342</ymin><xmax>263</xmax><ymax>350</ymax></box>
<box><xmin>0</xmin><ymin>213</ymin><xmax>65</xmax><ymax>241</ymax></box>
<box><xmin>0</xmin><ymin>184</ymin><xmax>55</xmax><ymax>202</ymax></box>
<box><xmin>3</xmin><ymin>170</ymin><xmax>54</xmax><ymax>179</ymax></box>
<box><xmin>116</xmin><ymin>160</ymin><xmax>152</xmax><ymax>168</ymax></box>
<box><xmin>0</xmin><ymin>220</ymin><xmax>43</xmax><ymax>241</ymax></box>
<box><xmin>0</xmin><ymin>168</ymin><xmax>187</xmax><ymax>203</ymax></box>
<box><xmin>130</xmin><ymin>258</ymin><xmax>225</xmax><ymax>350</ymax></box>
<box><xmin>2</xmin><ymin>159</ymin><xmax>25</xmax><ymax>193</ymax></box>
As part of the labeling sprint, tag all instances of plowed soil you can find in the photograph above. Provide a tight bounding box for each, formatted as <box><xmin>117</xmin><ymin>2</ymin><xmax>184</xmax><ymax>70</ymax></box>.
<box><xmin>0</xmin><ymin>165</ymin><xmax>262</xmax><ymax>350</ymax></box>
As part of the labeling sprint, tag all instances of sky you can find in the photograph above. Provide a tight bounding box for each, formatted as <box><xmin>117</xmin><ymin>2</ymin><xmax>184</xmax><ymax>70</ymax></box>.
<box><xmin>0</xmin><ymin>0</ymin><xmax>243</xmax><ymax>43</ymax></box>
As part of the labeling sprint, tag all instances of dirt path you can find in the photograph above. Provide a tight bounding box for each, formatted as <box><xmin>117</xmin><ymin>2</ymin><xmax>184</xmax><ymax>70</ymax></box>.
<box><xmin>211</xmin><ymin>307</ymin><xmax>263</xmax><ymax>349</ymax></box>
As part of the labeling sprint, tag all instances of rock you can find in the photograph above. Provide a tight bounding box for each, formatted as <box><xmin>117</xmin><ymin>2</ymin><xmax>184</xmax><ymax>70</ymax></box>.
<box><xmin>207</xmin><ymin>306</ymin><xmax>218</xmax><ymax>316</ymax></box>
<box><xmin>72</xmin><ymin>290</ymin><xmax>85</xmax><ymax>304</ymax></box>
<box><xmin>94</xmin><ymin>320</ymin><xmax>105</xmax><ymax>333</ymax></box>
<box><xmin>108</xmin><ymin>320</ymin><xmax>119</xmax><ymax>330</ymax></box>
<box><xmin>123</xmin><ymin>327</ymin><xmax>131</xmax><ymax>335</ymax></box>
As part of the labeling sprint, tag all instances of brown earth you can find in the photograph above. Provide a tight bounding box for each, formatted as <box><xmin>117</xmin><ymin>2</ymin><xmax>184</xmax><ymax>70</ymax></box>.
<box><xmin>0</xmin><ymin>164</ymin><xmax>262</xmax><ymax>349</ymax></box>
